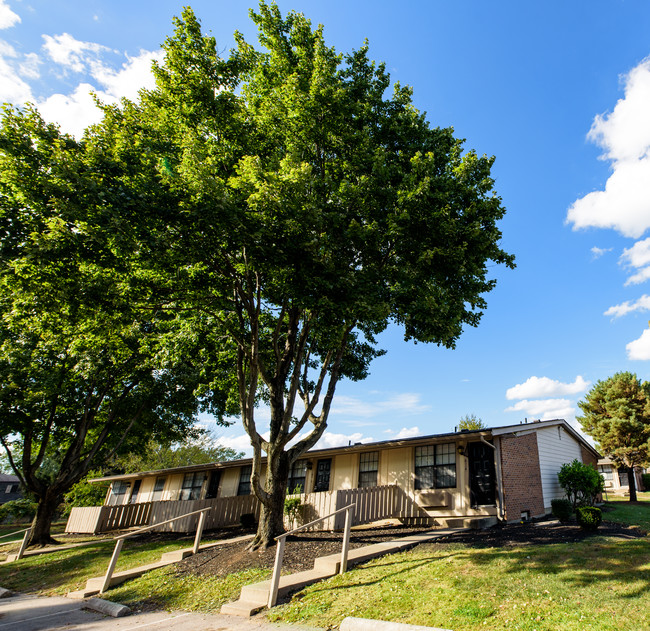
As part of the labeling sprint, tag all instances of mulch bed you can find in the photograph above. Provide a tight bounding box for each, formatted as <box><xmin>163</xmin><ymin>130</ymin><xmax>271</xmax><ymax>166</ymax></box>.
<box><xmin>175</xmin><ymin>518</ymin><xmax>646</xmax><ymax>579</ymax></box>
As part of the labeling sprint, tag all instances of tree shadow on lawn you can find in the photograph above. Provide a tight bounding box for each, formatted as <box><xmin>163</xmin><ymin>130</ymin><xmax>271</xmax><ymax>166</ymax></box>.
<box><xmin>448</xmin><ymin>530</ymin><xmax>650</xmax><ymax>599</ymax></box>
<box><xmin>0</xmin><ymin>538</ymin><xmax>188</xmax><ymax>594</ymax></box>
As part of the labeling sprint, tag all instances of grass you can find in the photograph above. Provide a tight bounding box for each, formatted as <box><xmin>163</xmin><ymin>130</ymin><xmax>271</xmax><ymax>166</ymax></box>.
<box><xmin>2</xmin><ymin>496</ymin><xmax>650</xmax><ymax>629</ymax></box>
<box><xmin>103</xmin><ymin>566</ymin><xmax>271</xmax><ymax>613</ymax></box>
<box><xmin>602</xmin><ymin>491</ymin><xmax>650</xmax><ymax>532</ymax></box>
<box><xmin>267</xmin><ymin>537</ymin><xmax>650</xmax><ymax>631</ymax></box>
<box><xmin>0</xmin><ymin>533</ymin><xmax>219</xmax><ymax>596</ymax></box>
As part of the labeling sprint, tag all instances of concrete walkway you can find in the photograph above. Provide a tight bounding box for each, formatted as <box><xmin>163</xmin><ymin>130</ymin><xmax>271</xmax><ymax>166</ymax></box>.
<box><xmin>221</xmin><ymin>528</ymin><xmax>464</xmax><ymax>617</ymax></box>
<box><xmin>0</xmin><ymin>592</ymin><xmax>321</xmax><ymax>631</ymax></box>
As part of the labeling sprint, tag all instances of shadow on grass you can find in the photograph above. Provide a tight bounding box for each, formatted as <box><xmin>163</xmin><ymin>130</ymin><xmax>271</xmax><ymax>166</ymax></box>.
<box><xmin>0</xmin><ymin>537</ymin><xmax>191</xmax><ymax>594</ymax></box>
<box><xmin>448</xmin><ymin>535</ymin><xmax>650</xmax><ymax>599</ymax></box>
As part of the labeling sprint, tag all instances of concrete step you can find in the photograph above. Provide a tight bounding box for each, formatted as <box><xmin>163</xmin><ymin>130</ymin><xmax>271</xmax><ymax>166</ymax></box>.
<box><xmin>223</xmin><ymin>528</ymin><xmax>462</xmax><ymax>617</ymax></box>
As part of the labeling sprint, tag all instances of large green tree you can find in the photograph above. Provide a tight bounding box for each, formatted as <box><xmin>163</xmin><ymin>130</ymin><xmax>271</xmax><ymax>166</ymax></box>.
<box><xmin>577</xmin><ymin>372</ymin><xmax>650</xmax><ymax>502</ymax></box>
<box><xmin>109</xmin><ymin>3</ymin><xmax>514</xmax><ymax>549</ymax></box>
<box><xmin>0</xmin><ymin>105</ymin><xmax>225</xmax><ymax>545</ymax></box>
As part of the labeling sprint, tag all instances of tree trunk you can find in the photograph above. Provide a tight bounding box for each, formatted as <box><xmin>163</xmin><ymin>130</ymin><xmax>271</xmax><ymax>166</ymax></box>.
<box><xmin>628</xmin><ymin>466</ymin><xmax>637</xmax><ymax>502</ymax></box>
<box><xmin>248</xmin><ymin>451</ymin><xmax>290</xmax><ymax>550</ymax></box>
<box><xmin>29</xmin><ymin>490</ymin><xmax>62</xmax><ymax>546</ymax></box>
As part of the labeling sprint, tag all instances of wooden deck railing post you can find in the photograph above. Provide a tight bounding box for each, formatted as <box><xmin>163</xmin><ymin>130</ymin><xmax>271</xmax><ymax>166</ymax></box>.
<box><xmin>192</xmin><ymin>509</ymin><xmax>207</xmax><ymax>555</ymax></box>
<box><xmin>267</xmin><ymin>535</ymin><xmax>286</xmax><ymax>608</ymax></box>
<box><xmin>15</xmin><ymin>528</ymin><xmax>31</xmax><ymax>561</ymax></box>
<box><xmin>100</xmin><ymin>538</ymin><xmax>124</xmax><ymax>594</ymax></box>
<box><xmin>340</xmin><ymin>504</ymin><xmax>353</xmax><ymax>574</ymax></box>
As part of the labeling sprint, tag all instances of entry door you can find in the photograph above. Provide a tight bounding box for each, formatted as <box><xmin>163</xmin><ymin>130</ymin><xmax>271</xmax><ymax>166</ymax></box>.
<box><xmin>314</xmin><ymin>459</ymin><xmax>332</xmax><ymax>492</ymax></box>
<box><xmin>467</xmin><ymin>442</ymin><xmax>496</xmax><ymax>507</ymax></box>
<box><xmin>205</xmin><ymin>470</ymin><xmax>221</xmax><ymax>499</ymax></box>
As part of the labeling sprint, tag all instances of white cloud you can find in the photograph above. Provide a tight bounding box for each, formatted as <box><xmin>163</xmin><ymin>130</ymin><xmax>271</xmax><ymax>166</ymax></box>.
<box><xmin>19</xmin><ymin>52</ymin><xmax>40</xmax><ymax>79</ymax></box>
<box><xmin>567</xmin><ymin>58</ymin><xmax>650</xmax><ymax>239</ymax></box>
<box><xmin>0</xmin><ymin>40</ymin><xmax>33</xmax><ymax>103</ymax></box>
<box><xmin>214</xmin><ymin>433</ymin><xmax>253</xmax><ymax>453</ymax></box>
<box><xmin>330</xmin><ymin>392</ymin><xmax>430</xmax><ymax>418</ymax></box>
<box><xmin>505</xmin><ymin>376</ymin><xmax>590</xmax><ymax>400</ymax></box>
<box><xmin>0</xmin><ymin>1</ymin><xmax>20</xmax><ymax>30</ymax></box>
<box><xmin>604</xmin><ymin>294</ymin><xmax>650</xmax><ymax>318</ymax></box>
<box><xmin>35</xmin><ymin>48</ymin><xmax>163</xmax><ymax>138</ymax></box>
<box><xmin>620</xmin><ymin>238</ymin><xmax>650</xmax><ymax>285</ymax></box>
<box><xmin>42</xmin><ymin>32</ymin><xmax>113</xmax><ymax>73</ymax></box>
<box><xmin>314</xmin><ymin>431</ymin><xmax>374</xmax><ymax>450</ymax></box>
<box><xmin>626</xmin><ymin>328</ymin><xmax>650</xmax><ymax>360</ymax></box>
<box><xmin>591</xmin><ymin>246</ymin><xmax>612</xmax><ymax>259</ymax></box>
<box><xmin>386</xmin><ymin>426</ymin><xmax>421</xmax><ymax>439</ymax></box>
<box><xmin>504</xmin><ymin>398</ymin><xmax>575</xmax><ymax>420</ymax></box>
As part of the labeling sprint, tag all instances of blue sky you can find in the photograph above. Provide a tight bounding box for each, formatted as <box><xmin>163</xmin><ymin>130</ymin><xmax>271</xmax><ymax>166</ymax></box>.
<box><xmin>3</xmin><ymin>0</ymin><xmax>650</xmax><ymax>454</ymax></box>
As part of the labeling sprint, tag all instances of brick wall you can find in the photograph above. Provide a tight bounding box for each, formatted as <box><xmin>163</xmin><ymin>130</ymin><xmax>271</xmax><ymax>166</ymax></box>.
<box><xmin>580</xmin><ymin>445</ymin><xmax>598</xmax><ymax>468</ymax></box>
<box><xmin>499</xmin><ymin>433</ymin><xmax>545</xmax><ymax>521</ymax></box>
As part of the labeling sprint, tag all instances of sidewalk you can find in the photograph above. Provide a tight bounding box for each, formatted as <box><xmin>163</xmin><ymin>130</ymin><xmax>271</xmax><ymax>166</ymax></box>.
<box><xmin>0</xmin><ymin>592</ymin><xmax>322</xmax><ymax>631</ymax></box>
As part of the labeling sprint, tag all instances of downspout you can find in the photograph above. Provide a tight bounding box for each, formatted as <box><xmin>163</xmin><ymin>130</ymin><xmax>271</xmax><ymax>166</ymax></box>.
<box><xmin>480</xmin><ymin>436</ymin><xmax>506</xmax><ymax>520</ymax></box>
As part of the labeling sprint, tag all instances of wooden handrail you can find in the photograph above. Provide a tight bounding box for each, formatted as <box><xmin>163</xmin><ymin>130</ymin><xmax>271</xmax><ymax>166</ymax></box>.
<box><xmin>100</xmin><ymin>506</ymin><xmax>212</xmax><ymax>594</ymax></box>
<box><xmin>0</xmin><ymin>527</ymin><xmax>30</xmax><ymax>541</ymax></box>
<box><xmin>268</xmin><ymin>502</ymin><xmax>356</xmax><ymax>608</ymax></box>
<box><xmin>114</xmin><ymin>507</ymin><xmax>211</xmax><ymax>540</ymax></box>
<box><xmin>276</xmin><ymin>503</ymin><xmax>356</xmax><ymax>541</ymax></box>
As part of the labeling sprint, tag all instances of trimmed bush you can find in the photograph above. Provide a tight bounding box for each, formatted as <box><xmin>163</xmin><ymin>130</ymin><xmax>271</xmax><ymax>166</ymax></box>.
<box><xmin>551</xmin><ymin>498</ymin><xmax>573</xmax><ymax>523</ymax></box>
<box><xmin>576</xmin><ymin>506</ymin><xmax>602</xmax><ymax>531</ymax></box>
<box><xmin>557</xmin><ymin>459</ymin><xmax>604</xmax><ymax>507</ymax></box>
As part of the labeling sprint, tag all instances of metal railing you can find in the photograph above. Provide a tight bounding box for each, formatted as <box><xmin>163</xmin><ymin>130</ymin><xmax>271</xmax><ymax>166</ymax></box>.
<box><xmin>100</xmin><ymin>506</ymin><xmax>211</xmax><ymax>594</ymax></box>
<box><xmin>0</xmin><ymin>527</ymin><xmax>31</xmax><ymax>561</ymax></box>
<box><xmin>268</xmin><ymin>503</ymin><xmax>356</xmax><ymax>608</ymax></box>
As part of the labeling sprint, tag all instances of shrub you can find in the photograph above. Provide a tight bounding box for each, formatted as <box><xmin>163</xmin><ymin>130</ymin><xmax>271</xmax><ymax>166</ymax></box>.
<box><xmin>576</xmin><ymin>506</ymin><xmax>602</xmax><ymax>531</ymax></box>
<box><xmin>0</xmin><ymin>498</ymin><xmax>38</xmax><ymax>523</ymax></box>
<box><xmin>551</xmin><ymin>498</ymin><xmax>573</xmax><ymax>523</ymax></box>
<box><xmin>557</xmin><ymin>459</ymin><xmax>605</xmax><ymax>507</ymax></box>
<box><xmin>240</xmin><ymin>513</ymin><xmax>257</xmax><ymax>528</ymax></box>
<box><xmin>62</xmin><ymin>470</ymin><xmax>109</xmax><ymax>517</ymax></box>
<box><xmin>642</xmin><ymin>473</ymin><xmax>650</xmax><ymax>491</ymax></box>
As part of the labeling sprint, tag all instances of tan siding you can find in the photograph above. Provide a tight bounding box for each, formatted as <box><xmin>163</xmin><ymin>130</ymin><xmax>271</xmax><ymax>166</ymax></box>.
<box><xmin>332</xmin><ymin>454</ymin><xmax>356</xmax><ymax>490</ymax></box>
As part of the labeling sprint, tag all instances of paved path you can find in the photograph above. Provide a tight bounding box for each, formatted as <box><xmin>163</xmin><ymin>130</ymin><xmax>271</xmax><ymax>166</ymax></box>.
<box><xmin>0</xmin><ymin>592</ymin><xmax>320</xmax><ymax>631</ymax></box>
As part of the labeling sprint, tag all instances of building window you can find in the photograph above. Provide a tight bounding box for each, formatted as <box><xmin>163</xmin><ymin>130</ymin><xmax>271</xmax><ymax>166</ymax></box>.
<box><xmin>288</xmin><ymin>461</ymin><xmax>307</xmax><ymax>494</ymax></box>
<box><xmin>415</xmin><ymin>443</ymin><xmax>456</xmax><ymax>489</ymax></box>
<box><xmin>358</xmin><ymin>452</ymin><xmax>379</xmax><ymax>488</ymax></box>
<box><xmin>237</xmin><ymin>465</ymin><xmax>252</xmax><ymax>496</ymax></box>
<box><xmin>598</xmin><ymin>465</ymin><xmax>614</xmax><ymax>482</ymax></box>
<box><xmin>179</xmin><ymin>472</ymin><xmax>205</xmax><ymax>501</ymax></box>
<box><xmin>108</xmin><ymin>481</ymin><xmax>130</xmax><ymax>505</ymax></box>
<box><xmin>151</xmin><ymin>477</ymin><xmax>166</xmax><ymax>501</ymax></box>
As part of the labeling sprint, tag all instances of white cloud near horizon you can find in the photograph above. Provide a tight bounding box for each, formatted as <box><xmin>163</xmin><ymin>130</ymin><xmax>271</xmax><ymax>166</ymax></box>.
<box><xmin>567</xmin><ymin>58</ymin><xmax>650</xmax><ymax>239</ymax></box>
<box><xmin>505</xmin><ymin>375</ymin><xmax>590</xmax><ymax>400</ymax></box>
<box><xmin>0</xmin><ymin>1</ymin><xmax>20</xmax><ymax>29</ymax></box>
<box><xmin>626</xmin><ymin>329</ymin><xmax>650</xmax><ymax>360</ymax></box>
<box><xmin>504</xmin><ymin>398</ymin><xmax>575</xmax><ymax>420</ymax></box>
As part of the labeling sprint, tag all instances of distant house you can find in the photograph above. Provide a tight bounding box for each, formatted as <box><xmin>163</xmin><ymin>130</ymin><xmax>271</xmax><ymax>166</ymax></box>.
<box><xmin>0</xmin><ymin>474</ymin><xmax>22</xmax><ymax>504</ymax></box>
<box><xmin>598</xmin><ymin>458</ymin><xmax>648</xmax><ymax>494</ymax></box>
<box><xmin>66</xmin><ymin>419</ymin><xmax>599</xmax><ymax>534</ymax></box>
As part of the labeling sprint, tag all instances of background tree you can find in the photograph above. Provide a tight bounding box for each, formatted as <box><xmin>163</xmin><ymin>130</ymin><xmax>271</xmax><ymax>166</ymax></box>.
<box><xmin>458</xmin><ymin>414</ymin><xmax>487</xmax><ymax>431</ymax></box>
<box><xmin>0</xmin><ymin>106</ymin><xmax>226</xmax><ymax>545</ymax></box>
<box><xmin>117</xmin><ymin>431</ymin><xmax>244</xmax><ymax>473</ymax></box>
<box><xmin>577</xmin><ymin>372</ymin><xmax>650</xmax><ymax>502</ymax></box>
<box><xmin>111</xmin><ymin>3</ymin><xmax>516</xmax><ymax>549</ymax></box>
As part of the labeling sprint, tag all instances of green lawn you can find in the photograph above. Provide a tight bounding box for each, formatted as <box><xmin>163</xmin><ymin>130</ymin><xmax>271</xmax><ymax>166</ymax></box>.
<box><xmin>602</xmin><ymin>491</ymin><xmax>650</xmax><ymax>532</ymax></box>
<box><xmin>0</xmin><ymin>534</ymin><xmax>217</xmax><ymax>596</ymax></box>
<box><xmin>2</xmin><ymin>497</ymin><xmax>649</xmax><ymax>630</ymax></box>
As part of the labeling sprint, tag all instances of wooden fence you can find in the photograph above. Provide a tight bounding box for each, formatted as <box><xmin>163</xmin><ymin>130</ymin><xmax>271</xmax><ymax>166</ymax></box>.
<box><xmin>66</xmin><ymin>484</ymin><xmax>413</xmax><ymax>535</ymax></box>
